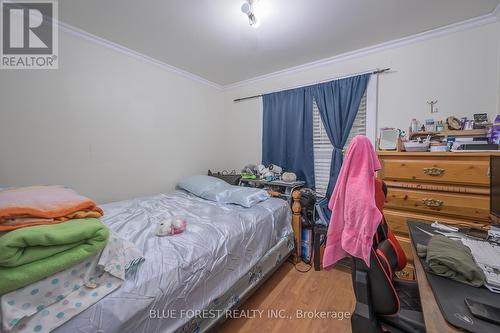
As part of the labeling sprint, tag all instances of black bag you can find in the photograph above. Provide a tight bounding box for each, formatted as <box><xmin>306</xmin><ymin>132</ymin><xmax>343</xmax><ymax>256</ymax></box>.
<box><xmin>300</xmin><ymin>188</ymin><xmax>317</xmax><ymax>228</ymax></box>
<box><xmin>208</xmin><ymin>170</ymin><xmax>242</xmax><ymax>185</ymax></box>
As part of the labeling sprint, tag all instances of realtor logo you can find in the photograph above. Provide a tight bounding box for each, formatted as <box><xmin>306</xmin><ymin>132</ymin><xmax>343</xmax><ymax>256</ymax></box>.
<box><xmin>1</xmin><ymin>0</ymin><xmax>58</xmax><ymax>69</ymax></box>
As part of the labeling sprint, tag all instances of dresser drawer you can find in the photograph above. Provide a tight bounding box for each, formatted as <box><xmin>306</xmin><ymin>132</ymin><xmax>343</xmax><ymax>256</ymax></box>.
<box><xmin>384</xmin><ymin>209</ymin><xmax>412</xmax><ymax>236</ymax></box>
<box><xmin>380</xmin><ymin>157</ymin><xmax>490</xmax><ymax>186</ymax></box>
<box><xmin>385</xmin><ymin>188</ymin><xmax>490</xmax><ymax>221</ymax></box>
<box><xmin>383</xmin><ymin>208</ymin><xmax>488</xmax><ymax>238</ymax></box>
<box><xmin>395</xmin><ymin>235</ymin><xmax>413</xmax><ymax>264</ymax></box>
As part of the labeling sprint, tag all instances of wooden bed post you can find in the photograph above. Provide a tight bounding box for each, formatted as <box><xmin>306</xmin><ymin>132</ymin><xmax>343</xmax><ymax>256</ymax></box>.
<box><xmin>291</xmin><ymin>190</ymin><xmax>302</xmax><ymax>262</ymax></box>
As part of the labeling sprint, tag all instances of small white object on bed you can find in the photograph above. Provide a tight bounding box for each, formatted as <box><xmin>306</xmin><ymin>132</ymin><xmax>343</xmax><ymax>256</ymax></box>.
<box><xmin>155</xmin><ymin>217</ymin><xmax>187</xmax><ymax>237</ymax></box>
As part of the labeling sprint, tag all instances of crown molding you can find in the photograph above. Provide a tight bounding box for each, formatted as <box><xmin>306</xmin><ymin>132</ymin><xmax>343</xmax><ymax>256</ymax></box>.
<box><xmin>56</xmin><ymin>21</ymin><xmax>224</xmax><ymax>90</ymax></box>
<box><xmin>52</xmin><ymin>6</ymin><xmax>500</xmax><ymax>91</ymax></box>
<box><xmin>224</xmin><ymin>11</ymin><xmax>500</xmax><ymax>90</ymax></box>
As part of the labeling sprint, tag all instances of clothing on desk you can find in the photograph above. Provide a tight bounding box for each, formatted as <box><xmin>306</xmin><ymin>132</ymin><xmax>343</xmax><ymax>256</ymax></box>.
<box><xmin>417</xmin><ymin>235</ymin><xmax>485</xmax><ymax>287</ymax></box>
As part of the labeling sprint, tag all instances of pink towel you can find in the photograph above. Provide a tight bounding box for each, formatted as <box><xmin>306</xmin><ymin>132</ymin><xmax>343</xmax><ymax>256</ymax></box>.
<box><xmin>322</xmin><ymin>135</ymin><xmax>382</xmax><ymax>269</ymax></box>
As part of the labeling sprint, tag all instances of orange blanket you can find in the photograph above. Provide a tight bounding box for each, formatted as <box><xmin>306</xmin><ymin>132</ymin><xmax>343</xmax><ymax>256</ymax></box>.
<box><xmin>0</xmin><ymin>186</ymin><xmax>103</xmax><ymax>231</ymax></box>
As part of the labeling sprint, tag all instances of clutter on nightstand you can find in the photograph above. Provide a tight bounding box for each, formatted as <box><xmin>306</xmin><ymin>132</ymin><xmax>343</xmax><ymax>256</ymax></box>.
<box><xmin>236</xmin><ymin>162</ymin><xmax>304</xmax><ymax>201</ymax></box>
<box><xmin>238</xmin><ymin>163</ymin><xmax>305</xmax><ymax>262</ymax></box>
<box><xmin>241</xmin><ymin>164</ymin><xmax>259</xmax><ymax>179</ymax></box>
<box><xmin>207</xmin><ymin>169</ymin><xmax>242</xmax><ymax>185</ymax></box>
<box><xmin>257</xmin><ymin>163</ymin><xmax>283</xmax><ymax>181</ymax></box>
<box><xmin>240</xmin><ymin>163</ymin><xmax>300</xmax><ymax>183</ymax></box>
<box><xmin>239</xmin><ymin>178</ymin><xmax>305</xmax><ymax>201</ymax></box>
<box><xmin>282</xmin><ymin>172</ymin><xmax>297</xmax><ymax>182</ymax></box>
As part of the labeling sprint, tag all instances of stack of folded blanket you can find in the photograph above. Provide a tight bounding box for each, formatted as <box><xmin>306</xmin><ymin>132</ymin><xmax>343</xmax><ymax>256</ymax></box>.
<box><xmin>0</xmin><ymin>186</ymin><xmax>109</xmax><ymax>294</ymax></box>
<box><xmin>0</xmin><ymin>185</ymin><xmax>104</xmax><ymax>231</ymax></box>
<box><xmin>0</xmin><ymin>186</ymin><xmax>145</xmax><ymax>333</ymax></box>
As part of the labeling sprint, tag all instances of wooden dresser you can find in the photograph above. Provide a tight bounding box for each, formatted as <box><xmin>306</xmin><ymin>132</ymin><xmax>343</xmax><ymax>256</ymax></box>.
<box><xmin>378</xmin><ymin>152</ymin><xmax>500</xmax><ymax>279</ymax></box>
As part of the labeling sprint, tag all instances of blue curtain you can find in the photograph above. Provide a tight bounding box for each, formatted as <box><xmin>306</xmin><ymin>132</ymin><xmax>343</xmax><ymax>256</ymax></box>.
<box><xmin>309</xmin><ymin>74</ymin><xmax>370</xmax><ymax>215</ymax></box>
<box><xmin>262</xmin><ymin>88</ymin><xmax>315</xmax><ymax>187</ymax></box>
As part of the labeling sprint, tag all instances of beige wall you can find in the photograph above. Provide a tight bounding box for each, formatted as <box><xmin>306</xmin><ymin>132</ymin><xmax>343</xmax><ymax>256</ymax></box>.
<box><xmin>1</xmin><ymin>21</ymin><xmax>499</xmax><ymax>203</ymax></box>
<box><xmin>0</xmin><ymin>31</ymin><xmax>226</xmax><ymax>203</ymax></box>
<box><xmin>222</xmin><ymin>21</ymin><xmax>500</xmax><ymax>170</ymax></box>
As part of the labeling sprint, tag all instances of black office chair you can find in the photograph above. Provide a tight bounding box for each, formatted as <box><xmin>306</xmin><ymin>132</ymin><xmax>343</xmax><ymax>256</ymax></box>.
<box><xmin>350</xmin><ymin>181</ymin><xmax>425</xmax><ymax>333</ymax></box>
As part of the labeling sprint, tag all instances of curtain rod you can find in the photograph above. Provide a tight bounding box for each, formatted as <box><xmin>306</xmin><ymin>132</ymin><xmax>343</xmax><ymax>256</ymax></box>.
<box><xmin>233</xmin><ymin>68</ymin><xmax>391</xmax><ymax>103</ymax></box>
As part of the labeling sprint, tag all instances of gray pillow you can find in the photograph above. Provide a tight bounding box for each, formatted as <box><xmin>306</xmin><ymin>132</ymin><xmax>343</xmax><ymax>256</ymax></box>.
<box><xmin>177</xmin><ymin>175</ymin><xmax>227</xmax><ymax>201</ymax></box>
<box><xmin>216</xmin><ymin>186</ymin><xmax>270</xmax><ymax>208</ymax></box>
<box><xmin>177</xmin><ymin>175</ymin><xmax>269</xmax><ymax>208</ymax></box>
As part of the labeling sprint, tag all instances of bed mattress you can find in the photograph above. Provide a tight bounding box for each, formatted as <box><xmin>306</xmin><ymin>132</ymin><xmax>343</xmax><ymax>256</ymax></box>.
<box><xmin>52</xmin><ymin>190</ymin><xmax>293</xmax><ymax>333</ymax></box>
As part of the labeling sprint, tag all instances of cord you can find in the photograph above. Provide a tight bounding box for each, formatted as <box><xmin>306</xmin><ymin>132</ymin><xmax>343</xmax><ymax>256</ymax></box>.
<box><xmin>287</xmin><ymin>257</ymin><xmax>312</xmax><ymax>273</ymax></box>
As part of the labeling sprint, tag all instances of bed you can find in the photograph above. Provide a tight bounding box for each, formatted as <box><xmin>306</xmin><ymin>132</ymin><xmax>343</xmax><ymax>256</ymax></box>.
<box><xmin>50</xmin><ymin>189</ymin><xmax>294</xmax><ymax>333</ymax></box>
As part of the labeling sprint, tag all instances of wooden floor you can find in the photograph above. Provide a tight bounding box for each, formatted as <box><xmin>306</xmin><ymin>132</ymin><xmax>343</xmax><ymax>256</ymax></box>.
<box><xmin>218</xmin><ymin>262</ymin><xmax>355</xmax><ymax>333</ymax></box>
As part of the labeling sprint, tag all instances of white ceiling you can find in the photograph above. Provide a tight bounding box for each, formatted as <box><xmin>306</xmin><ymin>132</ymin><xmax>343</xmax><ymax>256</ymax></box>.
<box><xmin>61</xmin><ymin>0</ymin><xmax>500</xmax><ymax>86</ymax></box>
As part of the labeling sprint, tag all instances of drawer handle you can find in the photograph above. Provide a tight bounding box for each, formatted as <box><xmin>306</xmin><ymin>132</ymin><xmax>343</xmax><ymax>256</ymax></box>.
<box><xmin>423</xmin><ymin>167</ymin><xmax>445</xmax><ymax>176</ymax></box>
<box><xmin>422</xmin><ymin>198</ymin><xmax>443</xmax><ymax>208</ymax></box>
<box><xmin>397</xmin><ymin>270</ymin><xmax>410</xmax><ymax>278</ymax></box>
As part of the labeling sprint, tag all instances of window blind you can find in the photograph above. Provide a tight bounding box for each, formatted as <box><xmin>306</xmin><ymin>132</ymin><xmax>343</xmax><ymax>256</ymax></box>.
<box><xmin>313</xmin><ymin>93</ymin><xmax>367</xmax><ymax>197</ymax></box>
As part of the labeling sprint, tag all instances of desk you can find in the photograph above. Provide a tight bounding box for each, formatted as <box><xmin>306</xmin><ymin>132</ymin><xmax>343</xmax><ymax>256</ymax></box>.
<box><xmin>409</xmin><ymin>220</ymin><xmax>500</xmax><ymax>333</ymax></box>
<box><xmin>410</xmin><ymin>239</ymin><xmax>461</xmax><ymax>333</ymax></box>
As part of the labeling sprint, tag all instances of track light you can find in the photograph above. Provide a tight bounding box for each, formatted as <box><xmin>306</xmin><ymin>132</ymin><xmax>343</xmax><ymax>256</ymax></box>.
<box><xmin>241</xmin><ymin>0</ymin><xmax>260</xmax><ymax>28</ymax></box>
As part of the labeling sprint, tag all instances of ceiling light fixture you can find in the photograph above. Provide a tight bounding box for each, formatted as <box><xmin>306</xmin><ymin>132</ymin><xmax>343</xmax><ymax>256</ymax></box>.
<box><xmin>241</xmin><ymin>0</ymin><xmax>260</xmax><ymax>28</ymax></box>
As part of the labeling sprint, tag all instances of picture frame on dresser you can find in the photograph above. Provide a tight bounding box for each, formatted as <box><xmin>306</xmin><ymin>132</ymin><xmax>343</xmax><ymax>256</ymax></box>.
<box><xmin>378</xmin><ymin>128</ymin><xmax>402</xmax><ymax>151</ymax></box>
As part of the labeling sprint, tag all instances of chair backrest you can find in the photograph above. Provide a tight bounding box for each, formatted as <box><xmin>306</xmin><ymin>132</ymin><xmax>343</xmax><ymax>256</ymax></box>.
<box><xmin>374</xmin><ymin>179</ymin><xmax>407</xmax><ymax>271</ymax></box>
<box><xmin>351</xmin><ymin>179</ymin><xmax>407</xmax><ymax>316</ymax></box>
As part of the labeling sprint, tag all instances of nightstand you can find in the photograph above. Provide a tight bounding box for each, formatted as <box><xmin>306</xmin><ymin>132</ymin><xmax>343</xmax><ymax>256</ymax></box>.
<box><xmin>238</xmin><ymin>178</ymin><xmax>305</xmax><ymax>202</ymax></box>
<box><xmin>239</xmin><ymin>178</ymin><xmax>305</xmax><ymax>261</ymax></box>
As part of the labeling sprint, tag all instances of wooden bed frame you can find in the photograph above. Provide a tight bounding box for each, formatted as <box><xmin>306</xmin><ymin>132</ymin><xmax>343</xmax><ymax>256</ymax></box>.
<box><xmin>291</xmin><ymin>190</ymin><xmax>302</xmax><ymax>261</ymax></box>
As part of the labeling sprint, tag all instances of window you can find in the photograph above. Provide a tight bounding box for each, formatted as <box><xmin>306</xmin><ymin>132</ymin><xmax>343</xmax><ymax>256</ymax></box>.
<box><xmin>313</xmin><ymin>93</ymin><xmax>367</xmax><ymax>197</ymax></box>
